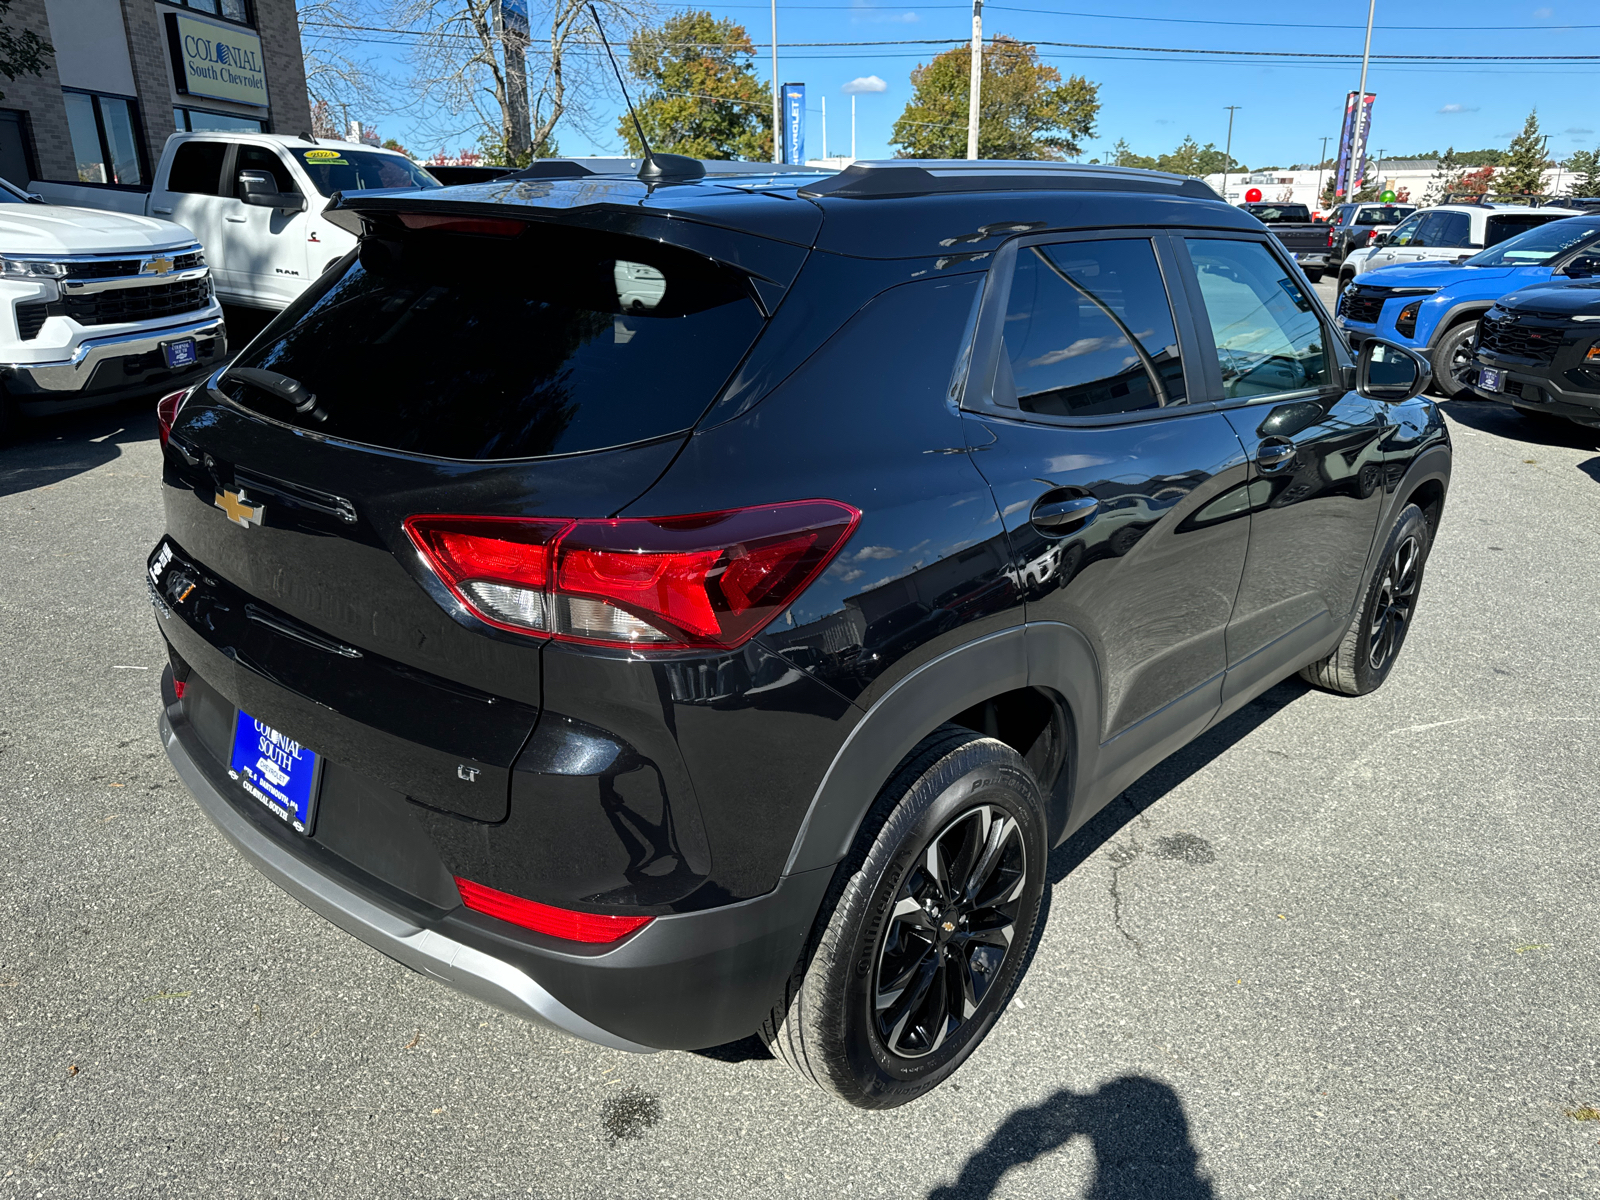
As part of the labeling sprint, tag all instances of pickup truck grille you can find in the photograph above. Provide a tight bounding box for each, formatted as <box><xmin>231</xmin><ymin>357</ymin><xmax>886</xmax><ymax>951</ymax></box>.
<box><xmin>15</xmin><ymin>278</ymin><xmax>210</xmax><ymax>339</ymax></box>
<box><xmin>1477</xmin><ymin>310</ymin><xmax>1561</xmax><ymax>362</ymax></box>
<box><xmin>1339</xmin><ymin>289</ymin><xmax>1386</xmax><ymax>325</ymax></box>
<box><xmin>61</xmin><ymin>252</ymin><xmax>204</xmax><ymax>280</ymax></box>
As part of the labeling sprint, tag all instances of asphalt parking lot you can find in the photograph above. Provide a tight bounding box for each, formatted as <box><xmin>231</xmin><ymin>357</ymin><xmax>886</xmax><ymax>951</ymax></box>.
<box><xmin>3</xmin><ymin>290</ymin><xmax>1599</xmax><ymax>1197</ymax></box>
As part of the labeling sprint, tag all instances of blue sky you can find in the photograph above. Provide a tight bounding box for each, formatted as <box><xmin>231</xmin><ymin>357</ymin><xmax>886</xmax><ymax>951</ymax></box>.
<box><xmin>356</xmin><ymin>1</ymin><xmax>1600</xmax><ymax>166</ymax></box>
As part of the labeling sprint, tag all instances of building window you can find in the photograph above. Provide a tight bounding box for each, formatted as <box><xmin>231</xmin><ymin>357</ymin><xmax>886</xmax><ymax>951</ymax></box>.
<box><xmin>0</xmin><ymin>109</ymin><xmax>37</xmax><ymax>187</ymax></box>
<box><xmin>174</xmin><ymin>106</ymin><xmax>266</xmax><ymax>134</ymax></box>
<box><xmin>62</xmin><ymin>91</ymin><xmax>145</xmax><ymax>186</ymax></box>
<box><xmin>163</xmin><ymin>0</ymin><xmax>253</xmax><ymax>27</ymax></box>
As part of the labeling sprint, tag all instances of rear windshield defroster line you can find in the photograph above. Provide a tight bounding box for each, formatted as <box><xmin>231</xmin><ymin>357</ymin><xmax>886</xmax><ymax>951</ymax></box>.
<box><xmin>222</xmin><ymin>223</ymin><xmax>766</xmax><ymax>461</ymax></box>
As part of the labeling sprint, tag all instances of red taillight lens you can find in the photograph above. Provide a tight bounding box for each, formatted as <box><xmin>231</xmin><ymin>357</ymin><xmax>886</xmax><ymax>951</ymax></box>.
<box><xmin>404</xmin><ymin>500</ymin><xmax>859</xmax><ymax>650</ymax></box>
<box><xmin>397</xmin><ymin>212</ymin><xmax>526</xmax><ymax>237</ymax></box>
<box><xmin>454</xmin><ymin>877</ymin><xmax>652</xmax><ymax>943</ymax></box>
<box><xmin>1328</xmin><ymin>230</ymin><xmax>1335</xmax><ymax>248</ymax></box>
<box><xmin>157</xmin><ymin>387</ymin><xmax>191</xmax><ymax>446</ymax></box>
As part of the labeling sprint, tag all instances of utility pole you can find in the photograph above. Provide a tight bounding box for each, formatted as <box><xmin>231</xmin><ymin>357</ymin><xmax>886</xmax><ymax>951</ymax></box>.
<box><xmin>821</xmin><ymin>95</ymin><xmax>827</xmax><ymax>160</ymax></box>
<box><xmin>1316</xmin><ymin>134</ymin><xmax>1331</xmax><ymax>209</ymax></box>
<box><xmin>1221</xmin><ymin>106</ymin><xmax>1240</xmax><ymax>201</ymax></box>
<box><xmin>1375</xmin><ymin>147</ymin><xmax>1386</xmax><ymax>195</ymax></box>
<box><xmin>1350</xmin><ymin>0</ymin><xmax>1377</xmax><ymax>196</ymax></box>
<box><xmin>771</xmin><ymin>0</ymin><xmax>780</xmax><ymax>163</ymax></box>
<box><xmin>851</xmin><ymin>94</ymin><xmax>857</xmax><ymax>160</ymax></box>
<box><xmin>966</xmin><ymin>0</ymin><xmax>983</xmax><ymax>160</ymax></box>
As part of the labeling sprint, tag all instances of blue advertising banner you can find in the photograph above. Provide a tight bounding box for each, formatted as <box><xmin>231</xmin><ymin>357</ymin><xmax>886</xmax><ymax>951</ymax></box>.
<box><xmin>498</xmin><ymin>0</ymin><xmax>528</xmax><ymax>39</ymax></box>
<box><xmin>784</xmin><ymin>83</ymin><xmax>805</xmax><ymax>165</ymax></box>
<box><xmin>1333</xmin><ymin>91</ymin><xmax>1376</xmax><ymax>199</ymax></box>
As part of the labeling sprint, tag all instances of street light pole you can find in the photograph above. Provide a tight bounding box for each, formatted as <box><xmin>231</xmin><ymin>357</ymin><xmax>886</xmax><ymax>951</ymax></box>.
<box><xmin>966</xmin><ymin>0</ymin><xmax>983</xmax><ymax>160</ymax></box>
<box><xmin>1350</xmin><ymin>0</ymin><xmax>1377</xmax><ymax>196</ymax></box>
<box><xmin>1221</xmin><ymin>106</ymin><xmax>1240</xmax><ymax>201</ymax></box>
<box><xmin>1316</xmin><ymin>134</ymin><xmax>1331</xmax><ymax>210</ymax></box>
<box><xmin>770</xmin><ymin>0</ymin><xmax>780</xmax><ymax>163</ymax></box>
<box><xmin>851</xmin><ymin>95</ymin><xmax>857</xmax><ymax>160</ymax></box>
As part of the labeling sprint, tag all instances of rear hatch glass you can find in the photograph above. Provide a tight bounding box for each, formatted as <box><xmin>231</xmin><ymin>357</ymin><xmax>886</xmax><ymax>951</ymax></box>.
<box><xmin>222</xmin><ymin>220</ymin><xmax>766</xmax><ymax>460</ymax></box>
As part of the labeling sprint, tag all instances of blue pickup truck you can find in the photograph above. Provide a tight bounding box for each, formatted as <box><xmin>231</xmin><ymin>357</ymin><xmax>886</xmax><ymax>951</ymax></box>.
<box><xmin>1333</xmin><ymin>214</ymin><xmax>1600</xmax><ymax>395</ymax></box>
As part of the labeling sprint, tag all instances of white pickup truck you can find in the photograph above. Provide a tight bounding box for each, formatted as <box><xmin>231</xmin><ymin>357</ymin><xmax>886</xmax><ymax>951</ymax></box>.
<box><xmin>32</xmin><ymin>133</ymin><xmax>441</xmax><ymax>311</ymax></box>
<box><xmin>0</xmin><ymin>176</ymin><xmax>224</xmax><ymax>441</ymax></box>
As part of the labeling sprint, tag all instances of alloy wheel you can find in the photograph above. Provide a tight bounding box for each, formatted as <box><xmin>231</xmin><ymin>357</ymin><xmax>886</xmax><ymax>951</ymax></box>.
<box><xmin>1368</xmin><ymin>534</ymin><xmax>1421</xmax><ymax>671</ymax></box>
<box><xmin>873</xmin><ymin>804</ymin><xmax>1027</xmax><ymax>1059</ymax></box>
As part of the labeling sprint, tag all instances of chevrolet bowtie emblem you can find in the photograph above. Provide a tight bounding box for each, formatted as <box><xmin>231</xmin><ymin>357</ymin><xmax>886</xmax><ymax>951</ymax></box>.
<box><xmin>215</xmin><ymin>488</ymin><xmax>264</xmax><ymax>528</ymax></box>
<box><xmin>141</xmin><ymin>255</ymin><xmax>174</xmax><ymax>276</ymax></box>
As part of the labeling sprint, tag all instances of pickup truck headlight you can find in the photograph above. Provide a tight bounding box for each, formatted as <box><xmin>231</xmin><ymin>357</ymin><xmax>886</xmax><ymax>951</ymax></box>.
<box><xmin>0</xmin><ymin>256</ymin><xmax>67</xmax><ymax>278</ymax></box>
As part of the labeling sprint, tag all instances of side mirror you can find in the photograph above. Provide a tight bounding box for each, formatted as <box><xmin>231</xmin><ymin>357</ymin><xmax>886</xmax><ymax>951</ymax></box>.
<box><xmin>1356</xmin><ymin>338</ymin><xmax>1432</xmax><ymax>402</ymax></box>
<box><xmin>1563</xmin><ymin>254</ymin><xmax>1600</xmax><ymax>278</ymax></box>
<box><xmin>238</xmin><ymin>169</ymin><xmax>307</xmax><ymax>213</ymax></box>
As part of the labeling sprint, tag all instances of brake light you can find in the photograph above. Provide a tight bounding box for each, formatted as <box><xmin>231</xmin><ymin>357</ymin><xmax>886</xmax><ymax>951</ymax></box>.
<box><xmin>454</xmin><ymin>877</ymin><xmax>652</xmax><ymax>943</ymax></box>
<box><xmin>397</xmin><ymin>212</ymin><xmax>526</xmax><ymax>237</ymax></box>
<box><xmin>405</xmin><ymin>500</ymin><xmax>860</xmax><ymax>650</ymax></box>
<box><xmin>157</xmin><ymin>387</ymin><xmax>192</xmax><ymax>446</ymax></box>
<box><xmin>1328</xmin><ymin>230</ymin><xmax>1335</xmax><ymax>248</ymax></box>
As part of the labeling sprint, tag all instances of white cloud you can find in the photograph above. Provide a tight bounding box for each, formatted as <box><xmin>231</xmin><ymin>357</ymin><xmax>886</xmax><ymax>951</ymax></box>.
<box><xmin>1533</xmin><ymin>6</ymin><xmax>1553</xmax><ymax>16</ymax></box>
<box><xmin>1155</xmin><ymin>119</ymin><xmax>1173</xmax><ymax>125</ymax></box>
<box><xmin>1565</xmin><ymin>126</ymin><xmax>1594</xmax><ymax>135</ymax></box>
<box><xmin>1438</xmin><ymin>103</ymin><xmax>1479</xmax><ymax>114</ymax></box>
<box><xmin>842</xmin><ymin>76</ymin><xmax>888</xmax><ymax>94</ymax></box>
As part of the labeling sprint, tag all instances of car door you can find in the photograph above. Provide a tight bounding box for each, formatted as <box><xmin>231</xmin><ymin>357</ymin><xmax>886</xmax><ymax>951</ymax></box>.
<box><xmin>1176</xmin><ymin>235</ymin><xmax>1388</xmax><ymax>718</ymax></box>
<box><xmin>222</xmin><ymin>144</ymin><xmax>310</xmax><ymax>307</ymax></box>
<box><xmin>959</xmin><ymin>231</ymin><xmax>1253</xmax><ymax>802</ymax></box>
<box><xmin>150</xmin><ymin>139</ymin><xmax>230</xmax><ymax>269</ymax></box>
<box><xmin>1368</xmin><ymin>211</ymin><xmax>1435</xmax><ymax>269</ymax></box>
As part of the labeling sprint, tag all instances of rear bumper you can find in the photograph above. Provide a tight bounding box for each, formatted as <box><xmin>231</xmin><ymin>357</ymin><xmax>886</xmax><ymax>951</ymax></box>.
<box><xmin>6</xmin><ymin>312</ymin><xmax>225</xmax><ymax>412</ymax></box>
<box><xmin>159</xmin><ymin>670</ymin><xmax>834</xmax><ymax>1051</ymax></box>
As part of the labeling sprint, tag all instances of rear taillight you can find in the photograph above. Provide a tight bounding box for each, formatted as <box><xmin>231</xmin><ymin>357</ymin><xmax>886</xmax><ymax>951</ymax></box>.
<box><xmin>1328</xmin><ymin>230</ymin><xmax>1335</xmax><ymax>248</ymax></box>
<box><xmin>157</xmin><ymin>386</ymin><xmax>192</xmax><ymax>446</ymax></box>
<box><xmin>454</xmin><ymin>877</ymin><xmax>652</xmax><ymax>943</ymax></box>
<box><xmin>405</xmin><ymin>500</ymin><xmax>859</xmax><ymax>650</ymax></box>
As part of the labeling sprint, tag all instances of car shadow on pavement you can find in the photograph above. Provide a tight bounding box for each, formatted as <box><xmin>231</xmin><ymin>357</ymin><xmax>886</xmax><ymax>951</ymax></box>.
<box><xmin>0</xmin><ymin>401</ymin><xmax>158</xmax><ymax>498</ymax></box>
<box><xmin>1048</xmin><ymin>678</ymin><xmax>1308</xmax><ymax>886</ymax></box>
<box><xmin>927</xmin><ymin>1076</ymin><xmax>1215</xmax><ymax>1199</ymax></box>
<box><xmin>1439</xmin><ymin>397</ymin><xmax>1600</xmax><ymax>453</ymax></box>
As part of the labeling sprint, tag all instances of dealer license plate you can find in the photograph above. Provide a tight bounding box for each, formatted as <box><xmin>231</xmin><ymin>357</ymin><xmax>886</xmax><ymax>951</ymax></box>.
<box><xmin>229</xmin><ymin>711</ymin><xmax>320</xmax><ymax>833</ymax></box>
<box><xmin>1478</xmin><ymin>367</ymin><xmax>1502</xmax><ymax>393</ymax></box>
<box><xmin>163</xmin><ymin>339</ymin><xmax>197</xmax><ymax>369</ymax></box>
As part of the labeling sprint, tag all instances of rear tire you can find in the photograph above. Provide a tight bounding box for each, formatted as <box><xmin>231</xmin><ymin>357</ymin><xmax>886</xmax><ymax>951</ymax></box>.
<box><xmin>1304</xmin><ymin>269</ymin><xmax>1324</xmax><ymax>283</ymax></box>
<box><xmin>1300</xmin><ymin>504</ymin><xmax>1431</xmax><ymax>696</ymax></box>
<box><xmin>762</xmin><ymin>725</ymin><xmax>1048</xmax><ymax>1109</ymax></box>
<box><xmin>1430</xmin><ymin>320</ymin><xmax>1478</xmax><ymax>399</ymax></box>
<box><xmin>1336</xmin><ymin>271</ymin><xmax>1354</xmax><ymax>298</ymax></box>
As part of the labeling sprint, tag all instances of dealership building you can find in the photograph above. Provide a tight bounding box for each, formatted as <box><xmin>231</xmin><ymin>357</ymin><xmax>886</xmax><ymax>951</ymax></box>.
<box><xmin>0</xmin><ymin>0</ymin><xmax>312</xmax><ymax>189</ymax></box>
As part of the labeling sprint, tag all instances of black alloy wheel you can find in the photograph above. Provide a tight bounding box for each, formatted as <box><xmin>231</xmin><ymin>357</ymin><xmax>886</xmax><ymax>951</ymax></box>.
<box><xmin>1366</xmin><ymin>531</ymin><xmax>1422</xmax><ymax>673</ymax></box>
<box><xmin>763</xmin><ymin>725</ymin><xmax>1049</xmax><ymax>1108</ymax></box>
<box><xmin>1301</xmin><ymin>502</ymin><xmax>1432</xmax><ymax>696</ymax></box>
<box><xmin>873</xmin><ymin>802</ymin><xmax>1027</xmax><ymax>1059</ymax></box>
<box><xmin>1430</xmin><ymin>321</ymin><xmax>1478</xmax><ymax>399</ymax></box>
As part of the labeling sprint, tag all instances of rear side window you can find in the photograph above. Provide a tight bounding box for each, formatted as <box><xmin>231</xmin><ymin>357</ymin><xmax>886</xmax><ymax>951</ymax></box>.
<box><xmin>1186</xmin><ymin>238</ymin><xmax>1331</xmax><ymax>399</ymax></box>
<box><xmin>168</xmin><ymin>141</ymin><xmax>227</xmax><ymax>195</ymax></box>
<box><xmin>1432</xmin><ymin>211</ymin><xmax>1471</xmax><ymax>248</ymax></box>
<box><xmin>1388</xmin><ymin>212</ymin><xmax>1427</xmax><ymax>246</ymax></box>
<box><xmin>224</xmin><ymin>223</ymin><xmax>764</xmax><ymax>460</ymax></box>
<box><xmin>996</xmin><ymin>238</ymin><xmax>1186</xmax><ymax>417</ymax></box>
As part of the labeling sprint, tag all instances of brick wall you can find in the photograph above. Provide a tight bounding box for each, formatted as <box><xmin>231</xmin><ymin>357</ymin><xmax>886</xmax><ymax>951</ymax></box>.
<box><xmin>3</xmin><ymin>0</ymin><xmax>75</xmax><ymax>182</ymax></box>
<box><xmin>120</xmin><ymin>0</ymin><xmax>177</xmax><ymax>177</ymax></box>
<box><xmin>255</xmin><ymin>0</ymin><xmax>312</xmax><ymax>136</ymax></box>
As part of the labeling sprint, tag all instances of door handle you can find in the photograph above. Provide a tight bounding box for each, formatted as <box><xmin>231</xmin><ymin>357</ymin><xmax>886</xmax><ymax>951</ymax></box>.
<box><xmin>225</xmin><ymin>216</ymin><xmax>247</xmax><ymax>223</ymax></box>
<box><xmin>152</xmin><ymin>206</ymin><xmax>173</xmax><ymax>214</ymax></box>
<box><xmin>1031</xmin><ymin>495</ymin><xmax>1099</xmax><ymax>531</ymax></box>
<box><xmin>1256</xmin><ymin>440</ymin><xmax>1297</xmax><ymax>473</ymax></box>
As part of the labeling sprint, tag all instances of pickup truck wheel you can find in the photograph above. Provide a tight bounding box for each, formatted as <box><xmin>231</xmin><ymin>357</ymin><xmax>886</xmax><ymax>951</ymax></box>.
<box><xmin>1303</xmin><ymin>269</ymin><xmax>1323</xmax><ymax>283</ymax></box>
<box><xmin>761</xmin><ymin>725</ymin><xmax>1048</xmax><ymax>1109</ymax></box>
<box><xmin>1300</xmin><ymin>504</ymin><xmax>1431</xmax><ymax>696</ymax></box>
<box><xmin>1430</xmin><ymin>321</ymin><xmax>1478</xmax><ymax>398</ymax></box>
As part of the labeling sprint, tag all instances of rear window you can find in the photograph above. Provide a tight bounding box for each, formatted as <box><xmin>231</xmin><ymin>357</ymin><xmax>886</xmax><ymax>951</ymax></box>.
<box><xmin>1353</xmin><ymin>205</ymin><xmax>1414</xmax><ymax>226</ymax></box>
<box><xmin>1248</xmin><ymin>204</ymin><xmax>1311</xmax><ymax>224</ymax></box>
<box><xmin>223</xmin><ymin>222</ymin><xmax>765</xmax><ymax>460</ymax></box>
<box><xmin>1482</xmin><ymin>212</ymin><xmax>1570</xmax><ymax>249</ymax></box>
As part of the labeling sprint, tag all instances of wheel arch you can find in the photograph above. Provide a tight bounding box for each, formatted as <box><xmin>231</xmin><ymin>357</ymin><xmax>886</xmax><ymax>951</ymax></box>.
<box><xmin>781</xmin><ymin>625</ymin><xmax>1102</xmax><ymax>875</ymax></box>
<box><xmin>1424</xmin><ymin>300</ymin><xmax>1493</xmax><ymax>349</ymax></box>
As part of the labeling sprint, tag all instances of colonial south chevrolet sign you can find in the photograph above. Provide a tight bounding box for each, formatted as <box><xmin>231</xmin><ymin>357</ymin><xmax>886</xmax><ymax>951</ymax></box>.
<box><xmin>166</xmin><ymin>11</ymin><xmax>269</xmax><ymax>108</ymax></box>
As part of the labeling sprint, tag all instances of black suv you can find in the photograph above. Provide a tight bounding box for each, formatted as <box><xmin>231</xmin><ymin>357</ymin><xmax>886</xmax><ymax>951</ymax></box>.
<box><xmin>1468</xmin><ymin>274</ymin><xmax>1600</xmax><ymax>427</ymax></box>
<box><xmin>151</xmin><ymin>158</ymin><xmax>1452</xmax><ymax>1108</ymax></box>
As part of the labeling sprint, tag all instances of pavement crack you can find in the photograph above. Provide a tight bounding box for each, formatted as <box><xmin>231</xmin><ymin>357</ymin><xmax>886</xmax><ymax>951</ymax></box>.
<box><xmin>1106</xmin><ymin>836</ymin><xmax>1145</xmax><ymax>955</ymax></box>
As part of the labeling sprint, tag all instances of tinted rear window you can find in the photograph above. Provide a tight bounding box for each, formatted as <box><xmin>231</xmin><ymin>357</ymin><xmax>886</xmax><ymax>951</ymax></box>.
<box><xmin>223</xmin><ymin>222</ymin><xmax>765</xmax><ymax>460</ymax></box>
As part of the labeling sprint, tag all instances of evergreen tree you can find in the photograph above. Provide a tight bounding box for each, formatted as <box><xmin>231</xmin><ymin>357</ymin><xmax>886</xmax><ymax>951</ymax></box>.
<box><xmin>1153</xmin><ymin>136</ymin><xmax>1237</xmax><ymax>179</ymax></box>
<box><xmin>1498</xmin><ymin>109</ymin><xmax>1549</xmax><ymax>196</ymax></box>
<box><xmin>1108</xmin><ymin>138</ymin><xmax>1156</xmax><ymax>169</ymax></box>
<box><xmin>1422</xmin><ymin>146</ymin><xmax>1465</xmax><ymax>206</ymax></box>
<box><xmin>1565</xmin><ymin>148</ymin><xmax>1600</xmax><ymax>197</ymax></box>
<box><xmin>618</xmin><ymin>12</ymin><xmax>772</xmax><ymax>161</ymax></box>
<box><xmin>890</xmin><ymin>36</ymin><xmax>1099</xmax><ymax>160</ymax></box>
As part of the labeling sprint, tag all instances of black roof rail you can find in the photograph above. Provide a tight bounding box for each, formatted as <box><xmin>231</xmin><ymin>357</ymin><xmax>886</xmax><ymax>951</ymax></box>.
<box><xmin>797</xmin><ymin>159</ymin><xmax>1219</xmax><ymax>201</ymax></box>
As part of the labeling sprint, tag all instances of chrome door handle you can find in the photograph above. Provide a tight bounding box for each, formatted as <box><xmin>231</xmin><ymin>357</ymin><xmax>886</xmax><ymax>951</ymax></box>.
<box><xmin>152</xmin><ymin>206</ymin><xmax>173</xmax><ymax>214</ymax></box>
<box><xmin>1031</xmin><ymin>495</ymin><xmax>1099</xmax><ymax>531</ymax></box>
<box><xmin>224</xmin><ymin>216</ymin><xmax>247</xmax><ymax>223</ymax></box>
<box><xmin>1256</xmin><ymin>440</ymin><xmax>1297</xmax><ymax>473</ymax></box>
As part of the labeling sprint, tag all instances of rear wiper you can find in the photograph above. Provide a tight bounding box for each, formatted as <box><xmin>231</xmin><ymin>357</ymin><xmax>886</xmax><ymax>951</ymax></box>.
<box><xmin>224</xmin><ymin>367</ymin><xmax>327</xmax><ymax>423</ymax></box>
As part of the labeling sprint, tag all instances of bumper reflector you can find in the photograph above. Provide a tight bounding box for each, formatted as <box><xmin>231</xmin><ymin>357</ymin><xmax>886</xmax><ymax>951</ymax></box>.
<box><xmin>454</xmin><ymin>876</ymin><xmax>653</xmax><ymax>943</ymax></box>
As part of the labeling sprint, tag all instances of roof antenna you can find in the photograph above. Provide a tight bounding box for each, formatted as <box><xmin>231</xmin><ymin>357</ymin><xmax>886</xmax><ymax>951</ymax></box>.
<box><xmin>299</xmin><ymin>131</ymin><xmax>317</xmax><ymax>144</ymax></box>
<box><xmin>587</xmin><ymin>4</ymin><xmax>703</xmax><ymax>183</ymax></box>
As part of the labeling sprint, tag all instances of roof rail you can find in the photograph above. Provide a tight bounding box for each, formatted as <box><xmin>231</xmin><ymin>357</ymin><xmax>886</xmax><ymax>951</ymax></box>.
<box><xmin>797</xmin><ymin>159</ymin><xmax>1219</xmax><ymax>201</ymax></box>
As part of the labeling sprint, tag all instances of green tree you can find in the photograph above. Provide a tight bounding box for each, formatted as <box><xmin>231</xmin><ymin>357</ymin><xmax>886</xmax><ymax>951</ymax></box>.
<box><xmin>1422</xmin><ymin>146</ymin><xmax>1464</xmax><ymax>206</ymax></box>
<box><xmin>890</xmin><ymin>36</ymin><xmax>1098</xmax><ymax>160</ymax></box>
<box><xmin>1498</xmin><ymin>109</ymin><xmax>1549</xmax><ymax>195</ymax></box>
<box><xmin>0</xmin><ymin>0</ymin><xmax>50</xmax><ymax>101</ymax></box>
<box><xmin>1106</xmin><ymin>138</ymin><xmax>1157</xmax><ymax>169</ymax></box>
<box><xmin>1564</xmin><ymin>148</ymin><xmax>1600</xmax><ymax>197</ymax></box>
<box><xmin>1153</xmin><ymin>136</ymin><xmax>1237</xmax><ymax>179</ymax></box>
<box><xmin>616</xmin><ymin>12</ymin><xmax>771</xmax><ymax>161</ymax></box>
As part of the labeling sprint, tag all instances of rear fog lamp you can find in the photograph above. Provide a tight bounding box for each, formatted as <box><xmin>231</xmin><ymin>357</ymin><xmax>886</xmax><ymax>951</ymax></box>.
<box><xmin>454</xmin><ymin>877</ymin><xmax>652</xmax><ymax>943</ymax></box>
<box><xmin>405</xmin><ymin>501</ymin><xmax>860</xmax><ymax>650</ymax></box>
